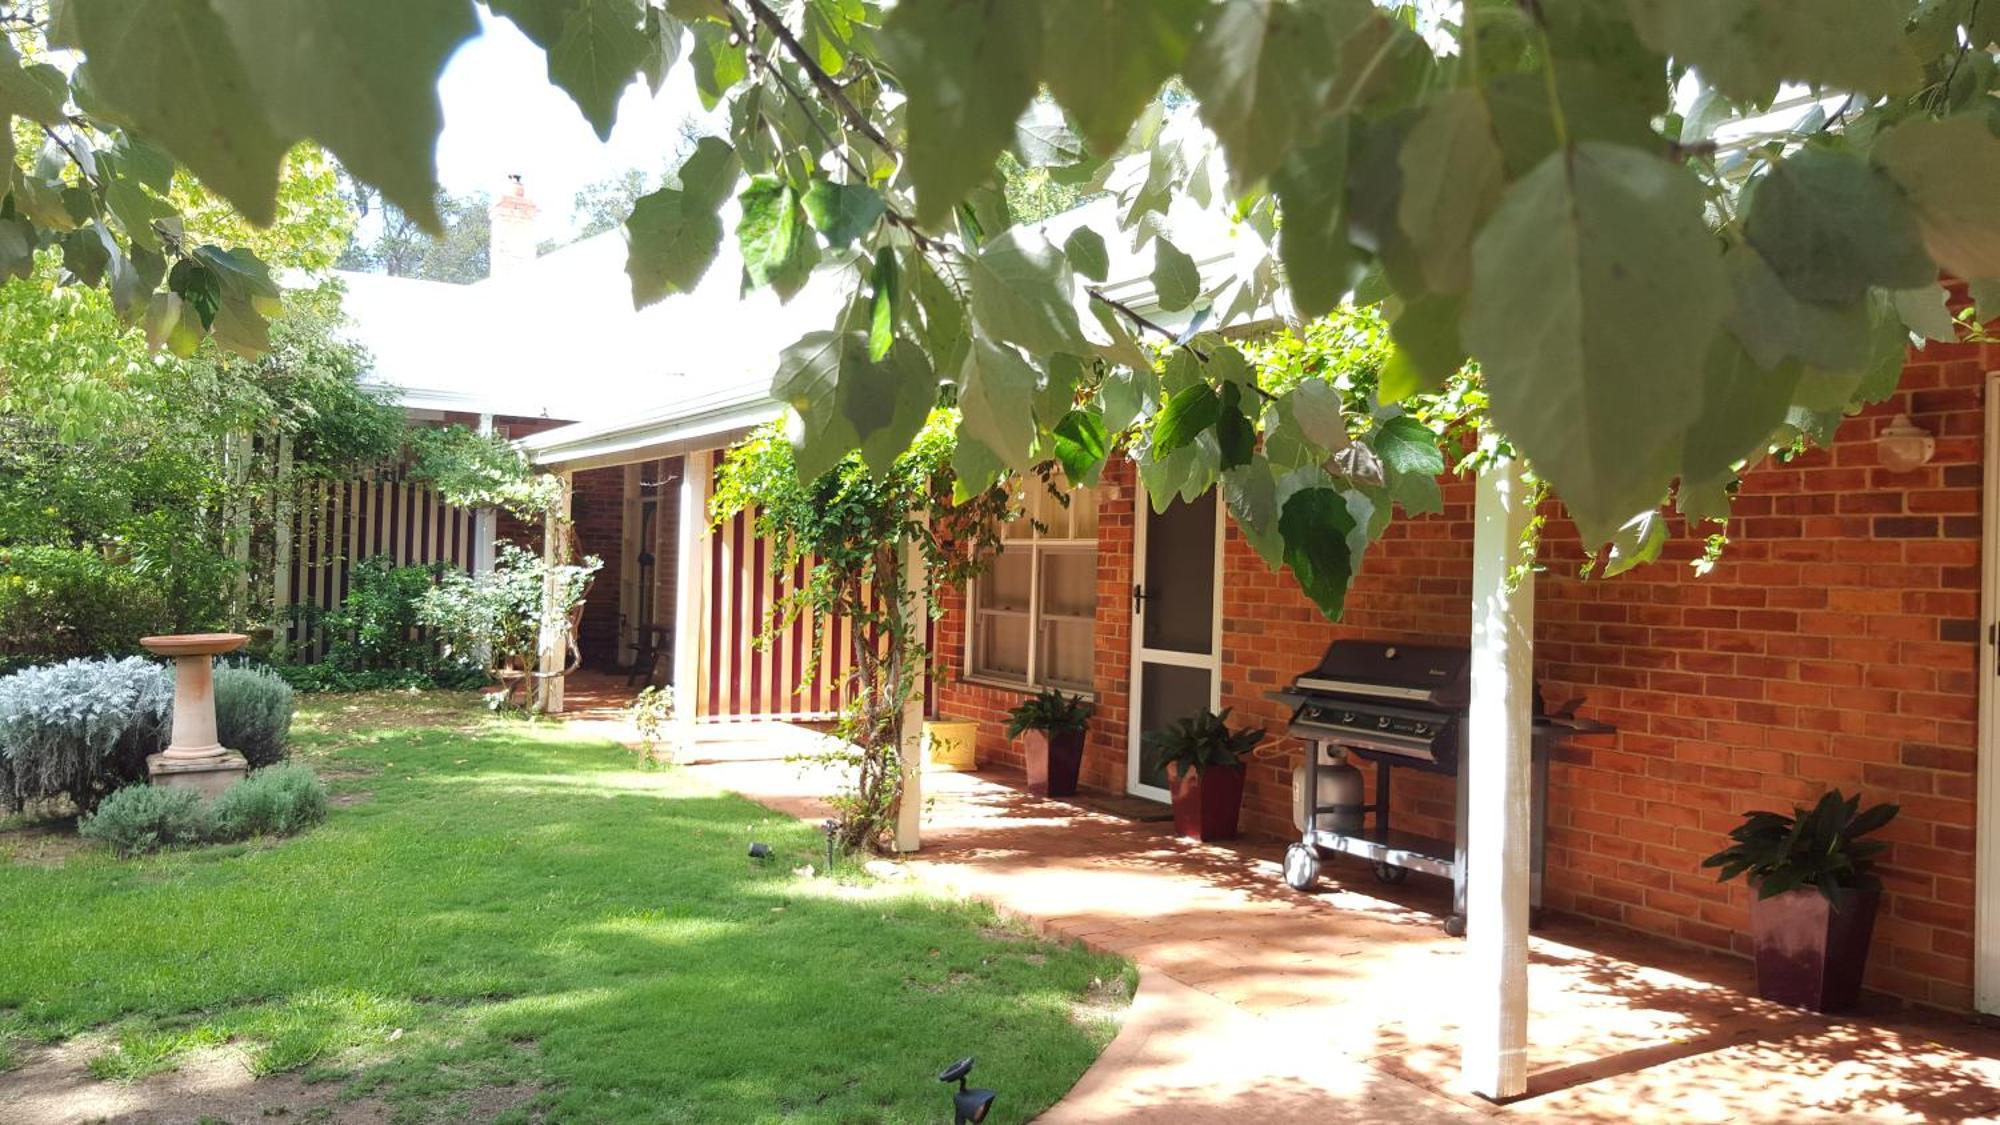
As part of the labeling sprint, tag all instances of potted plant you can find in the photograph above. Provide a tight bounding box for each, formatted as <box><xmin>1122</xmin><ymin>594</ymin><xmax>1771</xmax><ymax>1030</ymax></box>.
<box><xmin>1144</xmin><ymin>708</ymin><xmax>1264</xmax><ymax>843</ymax></box>
<box><xmin>1004</xmin><ymin>689</ymin><xmax>1094</xmax><ymax>797</ymax></box>
<box><xmin>1703</xmin><ymin>790</ymin><xmax>1899</xmax><ymax>1013</ymax></box>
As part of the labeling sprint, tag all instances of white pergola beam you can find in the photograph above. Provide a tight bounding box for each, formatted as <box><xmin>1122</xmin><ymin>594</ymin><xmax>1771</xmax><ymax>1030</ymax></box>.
<box><xmin>1462</xmin><ymin>457</ymin><xmax>1535</xmax><ymax>1100</ymax></box>
<box><xmin>671</xmin><ymin>453</ymin><xmax>709</xmax><ymax>752</ymax></box>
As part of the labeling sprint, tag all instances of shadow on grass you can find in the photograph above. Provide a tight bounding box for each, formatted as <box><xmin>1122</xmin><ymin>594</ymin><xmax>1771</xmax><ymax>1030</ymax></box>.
<box><xmin>0</xmin><ymin>713</ymin><xmax>1132</xmax><ymax>1124</ymax></box>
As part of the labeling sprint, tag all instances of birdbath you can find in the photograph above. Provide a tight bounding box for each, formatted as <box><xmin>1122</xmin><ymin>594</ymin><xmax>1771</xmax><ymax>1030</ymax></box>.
<box><xmin>141</xmin><ymin>633</ymin><xmax>250</xmax><ymax>798</ymax></box>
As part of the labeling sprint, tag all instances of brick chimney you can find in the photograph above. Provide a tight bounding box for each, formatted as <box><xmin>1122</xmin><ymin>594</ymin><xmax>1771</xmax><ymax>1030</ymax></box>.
<box><xmin>489</xmin><ymin>174</ymin><xmax>540</xmax><ymax>277</ymax></box>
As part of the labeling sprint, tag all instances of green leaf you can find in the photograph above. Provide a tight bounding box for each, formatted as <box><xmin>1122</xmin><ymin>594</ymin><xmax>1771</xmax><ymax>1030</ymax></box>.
<box><xmin>1152</xmin><ymin>382</ymin><xmax>1221</xmax><ymax>456</ymax></box>
<box><xmin>625</xmin><ymin>137</ymin><xmax>739</xmax><ymax>308</ymax></box>
<box><xmin>1064</xmin><ymin>226</ymin><xmax>1109</xmax><ymax>283</ymax></box>
<box><xmin>1278</xmin><ymin>486</ymin><xmax>1358</xmax><ymax>619</ymax></box>
<box><xmin>1216</xmin><ymin>382</ymin><xmax>1255</xmax><ymax>471</ymax></box>
<box><xmin>1600</xmin><ymin>508</ymin><xmax>1667</xmax><ymax>579</ymax></box>
<box><xmin>0</xmin><ymin>38</ymin><xmax>69</xmax><ymax>126</ymax></box>
<box><xmin>958</xmin><ymin>336</ymin><xmax>1041</xmax><ymax>472</ymax></box>
<box><xmin>1222</xmin><ymin>454</ymin><xmax>1283</xmax><ymax>569</ymax></box>
<box><xmin>1396</xmin><ymin>88</ymin><xmax>1504</xmax><ymax>294</ymax></box>
<box><xmin>1624</xmin><ymin>0</ymin><xmax>1922</xmax><ymax>104</ymax></box>
<box><xmin>1382</xmin><ymin>292</ymin><xmax>1464</xmax><ymax>403</ymax></box>
<box><xmin>641</xmin><ymin>5</ymin><xmax>684</xmax><ymax>92</ymax></box>
<box><xmin>1052</xmin><ymin>408</ymin><xmax>1110</xmax><ymax>486</ymax></box>
<box><xmin>951</xmin><ymin>435</ymin><xmax>1007</xmax><ymax>501</ymax></box>
<box><xmin>1743</xmin><ymin>147</ymin><xmax>1934</xmax><ymax>305</ymax></box>
<box><xmin>1150</xmin><ymin>237</ymin><xmax>1200</xmax><ymax>312</ymax></box>
<box><xmin>866</xmin><ymin>247</ymin><xmax>899</xmax><ymax>362</ymax></box>
<box><xmin>1722</xmin><ymin>243</ymin><xmax>1872</xmax><ymax>373</ymax></box>
<box><xmin>1681</xmin><ymin>331</ymin><xmax>1800</xmax><ymax>483</ymax></box>
<box><xmin>1271</xmin><ymin>116</ymin><xmax>1357</xmax><ymax>321</ymax></box>
<box><xmin>964</xmin><ymin>228</ymin><xmax>1087</xmax><ymax>356</ymax></box>
<box><xmin>65</xmin><ymin>0</ymin><xmax>289</xmax><ymax>227</ymax></box>
<box><xmin>1875</xmin><ymin>115</ymin><xmax>2000</xmax><ymax>284</ymax></box>
<box><xmin>212</xmin><ymin>0</ymin><xmax>478</xmax><ymax>233</ymax></box>
<box><xmin>1182</xmin><ymin>0</ymin><xmax>1358</xmax><ymax>191</ymax></box>
<box><xmin>1463</xmin><ymin>142</ymin><xmax>1725</xmax><ymax>545</ymax></box>
<box><xmin>912</xmin><ymin>256</ymin><xmax>972</xmax><ymax>380</ymax></box>
<box><xmin>688</xmin><ymin>20</ymin><xmax>746</xmax><ymax>109</ymax></box>
<box><xmin>1042</xmin><ymin>0</ymin><xmax>1203</xmax><ymax>155</ymax></box>
<box><xmin>1893</xmin><ymin>284</ymin><xmax>1958</xmax><ymax>344</ymax></box>
<box><xmin>1372</xmin><ymin>414</ymin><xmax>1444</xmax><ymax>516</ymax></box>
<box><xmin>801</xmin><ymin>179</ymin><xmax>885</xmax><ymax>249</ymax></box>
<box><xmin>772</xmin><ymin>330</ymin><xmax>863</xmax><ymax>482</ymax></box>
<box><xmin>737</xmin><ymin>175</ymin><xmax>820</xmax><ymax>300</ymax></box>
<box><xmin>1100</xmin><ymin>365</ymin><xmax>1158</xmax><ymax>433</ymax></box>
<box><xmin>844</xmin><ymin>340</ymin><xmax>938</xmax><ymax>477</ymax></box>
<box><xmin>1287</xmin><ymin>378</ymin><xmax>1348</xmax><ymax>452</ymax></box>
<box><xmin>0</xmin><ymin>215</ymin><xmax>36</xmax><ymax>281</ymax></box>
<box><xmin>879</xmin><ymin>0</ymin><xmax>1042</xmax><ymax>226</ymax></box>
<box><xmin>545</xmin><ymin>0</ymin><xmax>651</xmax><ymax>140</ymax></box>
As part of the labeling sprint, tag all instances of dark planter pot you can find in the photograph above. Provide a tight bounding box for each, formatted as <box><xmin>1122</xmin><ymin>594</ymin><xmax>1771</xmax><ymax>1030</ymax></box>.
<box><xmin>1750</xmin><ymin>887</ymin><xmax>1881</xmax><ymax>1013</ymax></box>
<box><xmin>1023</xmin><ymin>728</ymin><xmax>1085</xmax><ymax>797</ymax></box>
<box><xmin>1170</xmin><ymin>763</ymin><xmax>1246</xmax><ymax>842</ymax></box>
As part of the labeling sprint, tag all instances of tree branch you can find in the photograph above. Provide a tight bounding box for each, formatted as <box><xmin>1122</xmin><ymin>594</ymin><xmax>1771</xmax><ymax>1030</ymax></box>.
<box><xmin>739</xmin><ymin>0</ymin><xmax>897</xmax><ymax>158</ymax></box>
<box><xmin>1088</xmin><ymin>287</ymin><xmax>1210</xmax><ymax>363</ymax></box>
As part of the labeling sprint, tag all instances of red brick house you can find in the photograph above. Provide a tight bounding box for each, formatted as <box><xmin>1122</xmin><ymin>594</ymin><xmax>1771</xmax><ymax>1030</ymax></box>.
<box><xmin>932</xmin><ymin>339</ymin><xmax>1994</xmax><ymax>1014</ymax></box>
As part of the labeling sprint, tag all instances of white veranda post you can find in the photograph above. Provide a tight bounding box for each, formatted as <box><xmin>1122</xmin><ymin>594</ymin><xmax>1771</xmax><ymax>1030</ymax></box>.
<box><xmin>1463</xmin><ymin>456</ymin><xmax>1535</xmax><ymax>1100</ymax></box>
<box><xmin>895</xmin><ymin>517</ymin><xmax>929</xmax><ymax>853</ymax></box>
<box><xmin>672</xmin><ymin>454</ymin><xmax>710</xmax><ymax>754</ymax></box>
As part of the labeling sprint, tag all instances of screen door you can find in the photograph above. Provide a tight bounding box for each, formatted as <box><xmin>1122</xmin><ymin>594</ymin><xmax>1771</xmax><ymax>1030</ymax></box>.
<box><xmin>1128</xmin><ymin>490</ymin><xmax>1222</xmax><ymax>800</ymax></box>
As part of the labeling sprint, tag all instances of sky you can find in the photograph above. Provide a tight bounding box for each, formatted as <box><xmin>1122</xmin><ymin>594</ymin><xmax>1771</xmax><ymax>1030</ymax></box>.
<box><xmin>430</xmin><ymin>10</ymin><xmax>716</xmax><ymax>241</ymax></box>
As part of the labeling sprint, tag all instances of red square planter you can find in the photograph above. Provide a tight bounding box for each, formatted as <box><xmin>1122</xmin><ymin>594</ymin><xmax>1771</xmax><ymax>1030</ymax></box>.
<box><xmin>1023</xmin><ymin>728</ymin><xmax>1085</xmax><ymax>797</ymax></box>
<box><xmin>1170</xmin><ymin>764</ymin><xmax>1245</xmax><ymax>842</ymax></box>
<box><xmin>1750</xmin><ymin>887</ymin><xmax>1881</xmax><ymax>1013</ymax></box>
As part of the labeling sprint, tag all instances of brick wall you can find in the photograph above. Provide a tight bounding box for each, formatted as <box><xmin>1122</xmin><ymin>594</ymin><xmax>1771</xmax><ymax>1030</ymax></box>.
<box><xmin>932</xmin><ymin>342</ymin><xmax>1992</xmax><ymax>1011</ymax></box>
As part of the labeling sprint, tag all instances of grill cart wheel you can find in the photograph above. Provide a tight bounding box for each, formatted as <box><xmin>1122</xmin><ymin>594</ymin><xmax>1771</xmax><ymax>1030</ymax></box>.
<box><xmin>1444</xmin><ymin>914</ymin><xmax>1467</xmax><ymax>937</ymax></box>
<box><xmin>1372</xmin><ymin>860</ymin><xmax>1408</xmax><ymax>885</ymax></box>
<box><xmin>1283</xmin><ymin>843</ymin><xmax>1321</xmax><ymax>892</ymax></box>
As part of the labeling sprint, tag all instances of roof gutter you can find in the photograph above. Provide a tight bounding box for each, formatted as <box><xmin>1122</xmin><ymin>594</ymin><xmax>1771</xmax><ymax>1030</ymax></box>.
<box><xmin>519</xmin><ymin>384</ymin><xmax>784</xmax><ymax>472</ymax></box>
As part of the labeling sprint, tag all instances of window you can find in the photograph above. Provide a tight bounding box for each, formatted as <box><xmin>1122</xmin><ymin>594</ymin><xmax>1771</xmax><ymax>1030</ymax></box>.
<box><xmin>968</xmin><ymin>485</ymin><xmax>1098</xmax><ymax>693</ymax></box>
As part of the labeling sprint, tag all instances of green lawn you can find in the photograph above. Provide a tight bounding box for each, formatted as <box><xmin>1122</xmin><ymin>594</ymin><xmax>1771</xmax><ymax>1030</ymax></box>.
<box><xmin>0</xmin><ymin>693</ymin><xmax>1131</xmax><ymax>1122</ymax></box>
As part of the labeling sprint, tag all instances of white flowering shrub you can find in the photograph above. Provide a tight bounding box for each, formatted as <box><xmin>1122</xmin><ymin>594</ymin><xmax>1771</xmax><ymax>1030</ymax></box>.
<box><xmin>0</xmin><ymin>656</ymin><xmax>172</xmax><ymax>812</ymax></box>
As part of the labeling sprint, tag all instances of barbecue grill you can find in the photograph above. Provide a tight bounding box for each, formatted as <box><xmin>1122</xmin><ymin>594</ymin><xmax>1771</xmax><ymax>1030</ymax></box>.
<box><xmin>1271</xmin><ymin>639</ymin><xmax>1610</xmax><ymax>935</ymax></box>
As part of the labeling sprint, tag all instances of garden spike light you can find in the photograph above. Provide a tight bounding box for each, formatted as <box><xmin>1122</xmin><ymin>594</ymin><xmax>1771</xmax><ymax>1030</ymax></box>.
<box><xmin>937</xmin><ymin>1056</ymin><xmax>996</xmax><ymax>1124</ymax></box>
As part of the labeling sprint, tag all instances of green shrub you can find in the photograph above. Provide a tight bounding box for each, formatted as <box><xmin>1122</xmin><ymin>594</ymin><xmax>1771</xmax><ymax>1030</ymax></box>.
<box><xmin>0</xmin><ymin>547</ymin><xmax>175</xmax><ymax>673</ymax></box>
<box><xmin>78</xmin><ymin>784</ymin><xmax>210</xmax><ymax>856</ymax></box>
<box><xmin>270</xmin><ymin>661</ymin><xmax>487</xmax><ymax>694</ymax></box>
<box><xmin>318</xmin><ymin>556</ymin><xmax>447</xmax><ymax>673</ymax></box>
<box><xmin>0</xmin><ymin>657</ymin><xmax>172</xmax><ymax>812</ymax></box>
<box><xmin>209</xmin><ymin>764</ymin><xmax>328</xmax><ymax>840</ymax></box>
<box><xmin>212</xmin><ymin>665</ymin><xmax>295</xmax><ymax>767</ymax></box>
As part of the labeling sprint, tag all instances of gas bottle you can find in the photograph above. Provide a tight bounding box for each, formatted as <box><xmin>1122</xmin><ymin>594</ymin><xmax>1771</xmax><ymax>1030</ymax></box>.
<box><xmin>1293</xmin><ymin>747</ymin><xmax>1366</xmax><ymax>834</ymax></box>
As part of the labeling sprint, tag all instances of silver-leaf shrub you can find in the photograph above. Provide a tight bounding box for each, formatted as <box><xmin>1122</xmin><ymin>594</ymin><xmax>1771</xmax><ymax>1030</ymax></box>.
<box><xmin>0</xmin><ymin>657</ymin><xmax>171</xmax><ymax>812</ymax></box>
<box><xmin>210</xmin><ymin>665</ymin><xmax>295</xmax><ymax>768</ymax></box>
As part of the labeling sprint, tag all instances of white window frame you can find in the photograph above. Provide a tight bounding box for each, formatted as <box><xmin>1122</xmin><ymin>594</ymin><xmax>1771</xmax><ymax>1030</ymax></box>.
<box><xmin>964</xmin><ymin>487</ymin><xmax>1097</xmax><ymax>695</ymax></box>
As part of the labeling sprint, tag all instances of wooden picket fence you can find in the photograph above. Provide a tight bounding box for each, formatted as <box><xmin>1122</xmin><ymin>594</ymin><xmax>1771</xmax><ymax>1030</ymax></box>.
<box><xmin>278</xmin><ymin>475</ymin><xmax>481</xmax><ymax>662</ymax></box>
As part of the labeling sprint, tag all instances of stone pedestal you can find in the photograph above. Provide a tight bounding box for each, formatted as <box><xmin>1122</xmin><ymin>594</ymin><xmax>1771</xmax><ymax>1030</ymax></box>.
<box><xmin>141</xmin><ymin>633</ymin><xmax>251</xmax><ymax>797</ymax></box>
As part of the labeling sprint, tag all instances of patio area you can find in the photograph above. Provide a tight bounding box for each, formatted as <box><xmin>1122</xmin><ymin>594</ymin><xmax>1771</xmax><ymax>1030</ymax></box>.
<box><xmin>560</xmin><ymin>678</ymin><xmax>2000</xmax><ymax>1123</ymax></box>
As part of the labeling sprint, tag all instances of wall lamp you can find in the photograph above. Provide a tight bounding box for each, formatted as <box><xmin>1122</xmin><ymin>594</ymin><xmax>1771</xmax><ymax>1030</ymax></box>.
<box><xmin>1878</xmin><ymin>413</ymin><xmax>1935</xmax><ymax>472</ymax></box>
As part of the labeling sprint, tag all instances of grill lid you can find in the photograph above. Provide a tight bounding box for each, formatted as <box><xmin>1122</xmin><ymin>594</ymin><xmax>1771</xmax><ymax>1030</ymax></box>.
<box><xmin>1292</xmin><ymin>640</ymin><xmax>1470</xmax><ymax>708</ymax></box>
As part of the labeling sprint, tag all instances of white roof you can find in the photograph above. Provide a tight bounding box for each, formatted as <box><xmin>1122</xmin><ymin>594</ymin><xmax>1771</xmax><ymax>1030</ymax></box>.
<box><xmin>338</xmin><ymin>212</ymin><xmax>849</xmax><ymax>426</ymax></box>
<box><xmin>340</xmin><ymin>120</ymin><xmax>1266</xmax><ymax>467</ymax></box>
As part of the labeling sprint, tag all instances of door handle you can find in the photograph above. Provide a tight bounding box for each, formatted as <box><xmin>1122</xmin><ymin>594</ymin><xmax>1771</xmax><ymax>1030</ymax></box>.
<box><xmin>1132</xmin><ymin>583</ymin><xmax>1150</xmax><ymax>615</ymax></box>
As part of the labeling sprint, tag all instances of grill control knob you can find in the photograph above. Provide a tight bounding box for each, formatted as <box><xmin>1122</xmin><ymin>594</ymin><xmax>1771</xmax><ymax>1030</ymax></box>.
<box><xmin>1340</xmin><ymin>711</ymin><xmax>1356</xmax><ymax>724</ymax></box>
<box><xmin>1376</xmin><ymin>715</ymin><xmax>1391</xmax><ymax>729</ymax></box>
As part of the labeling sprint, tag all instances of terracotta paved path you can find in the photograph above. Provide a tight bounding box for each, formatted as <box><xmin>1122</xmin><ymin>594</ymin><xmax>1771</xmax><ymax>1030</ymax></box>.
<box><xmin>564</xmin><ymin>689</ymin><xmax>2000</xmax><ymax>1122</ymax></box>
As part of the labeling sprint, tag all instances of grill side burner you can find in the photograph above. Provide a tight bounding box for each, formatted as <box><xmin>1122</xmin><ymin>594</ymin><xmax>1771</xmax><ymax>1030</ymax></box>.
<box><xmin>1272</xmin><ymin>639</ymin><xmax>1609</xmax><ymax>935</ymax></box>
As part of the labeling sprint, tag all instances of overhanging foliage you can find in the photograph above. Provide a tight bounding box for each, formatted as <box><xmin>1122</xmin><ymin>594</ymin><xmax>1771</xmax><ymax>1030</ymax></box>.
<box><xmin>11</xmin><ymin>1</ymin><xmax>2000</xmax><ymax>617</ymax></box>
